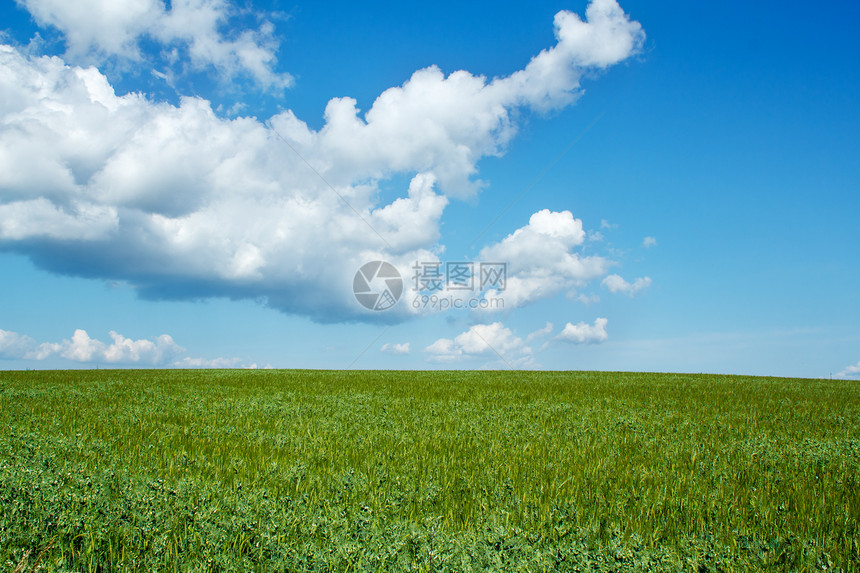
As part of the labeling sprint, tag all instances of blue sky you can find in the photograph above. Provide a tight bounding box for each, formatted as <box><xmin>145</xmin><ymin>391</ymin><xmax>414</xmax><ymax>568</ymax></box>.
<box><xmin>0</xmin><ymin>0</ymin><xmax>858</xmax><ymax>377</ymax></box>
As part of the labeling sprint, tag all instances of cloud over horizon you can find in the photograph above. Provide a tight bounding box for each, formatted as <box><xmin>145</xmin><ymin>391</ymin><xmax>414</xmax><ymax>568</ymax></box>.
<box><xmin>837</xmin><ymin>361</ymin><xmax>860</xmax><ymax>380</ymax></box>
<box><xmin>425</xmin><ymin>322</ymin><xmax>537</xmax><ymax>367</ymax></box>
<box><xmin>424</xmin><ymin>321</ymin><xmax>567</xmax><ymax>367</ymax></box>
<box><xmin>0</xmin><ymin>326</ymin><xmax>248</xmax><ymax>367</ymax></box>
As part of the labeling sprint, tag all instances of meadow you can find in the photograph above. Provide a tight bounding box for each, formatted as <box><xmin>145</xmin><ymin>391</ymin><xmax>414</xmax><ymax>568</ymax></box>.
<box><xmin>0</xmin><ymin>369</ymin><xmax>857</xmax><ymax>572</ymax></box>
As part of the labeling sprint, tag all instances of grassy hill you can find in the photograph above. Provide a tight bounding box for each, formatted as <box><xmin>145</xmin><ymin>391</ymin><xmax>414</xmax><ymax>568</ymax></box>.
<box><xmin>1</xmin><ymin>369</ymin><xmax>857</xmax><ymax>571</ymax></box>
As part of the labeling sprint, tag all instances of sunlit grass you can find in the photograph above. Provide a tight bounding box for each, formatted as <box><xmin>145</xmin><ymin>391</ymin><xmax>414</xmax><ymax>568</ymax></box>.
<box><xmin>1</xmin><ymin>369</ymin><xmax>858</xmax><ymax>571</ymax></box>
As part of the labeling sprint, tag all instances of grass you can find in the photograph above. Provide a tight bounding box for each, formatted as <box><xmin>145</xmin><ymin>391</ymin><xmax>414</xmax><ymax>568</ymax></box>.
<box><xmin>1</xmin><ymin>369</ymin><xmax>858</xmax><ymax>571</ymax></box>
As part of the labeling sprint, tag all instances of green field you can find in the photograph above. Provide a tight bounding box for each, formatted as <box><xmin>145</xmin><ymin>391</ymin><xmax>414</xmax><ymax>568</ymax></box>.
<box><xmin>1</xmin><ymin>370</ymin><xmax>858</xmax><ymax>572</ymax></box>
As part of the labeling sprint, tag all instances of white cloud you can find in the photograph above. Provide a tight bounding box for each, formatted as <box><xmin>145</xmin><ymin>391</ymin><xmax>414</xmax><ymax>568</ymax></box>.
<box><xmin>424</xmin><ymin>338</ymin><xmax>460</xmax><ymax>363</ymax></box>
<box><xmin>551</xmin><ymin>0</ymin><xmax>645</xmax><ymax>68</ymax></box>
<box><xmin>16</xmin><ymin>0</ymin><xmax>291</xmax><ymax>88</ymax></box>
<box><xmin>0</xmin><ymin>1</ymin><xmax>644</xmax><ymax>323</ymax></box>
<box><xmin>836</xmin><ymin>361</ymin><xmax>860</xmax><ymax>380</ymax></box>
<box><xmin>573</xmin><ymin>293</ymin><xmax>600</xmax><ymax>305</ymax></box>
<box><xmin>526</xmin><ymin>322</ymin><xmax>554</xmax><ymax>343</ymax></box>
<box><xmin>0</xmin><ymin>326</ymin><xmax>260</xmax><ymax>367</ymax></box>
<box><xmin>318</xmin><ymin>0</ymin><xmax>643</xmax><ymax>198</ymax></box>
<box><xmin>425</xmin><ymin>322</ymin><xmax>554</xmax><ymax>366</ymax></box>
<box><xmin>557</xmin><ymin>317</ymin><xmax>609</xmax><ymax>344</ymax></box>
<box><xmin>643</xmin><ymin>236</ymin><xmax>657</xmax><ymax>248</ymax></box>
<box><xmin>381</xmin><ymin>342</ymin><xmax>410</xmax><ymax>355</ymax></box>
<box><xmin>492</xmin><ymin>0</ymin><xmax>644</xmax><ymax>112</ymax></box>
<box><xmin>479</xmin><ymin>209</ymin><xmax>611</xmax><ymax>310</ymax></box>
<box><xmin>17</xmin><ymin>0</ymin><xmax>161</xmax><ymax>58</ymax></box>
<box><xmin>0</xmin><ymin>329</ymin><xmax>35</xmax><ymax>359</ymax></box>
<box><xmin>0</xmin><ymin>327</ymin><xmax>185</xmax><ymax>364</ymax></box>
<box><xmin>426</xmin><ymin>322</ymin><xmax>526</xmax><ymax>362</ymax></box>
<box><xmin>173</xmin><ymin>356</ymin><xmax>241</xmax><ymax>368</ymax></box>
<box><xmin>602</xmin><ymin>274</ymin><xmax>652</xmax><ymax>296</ymax></box>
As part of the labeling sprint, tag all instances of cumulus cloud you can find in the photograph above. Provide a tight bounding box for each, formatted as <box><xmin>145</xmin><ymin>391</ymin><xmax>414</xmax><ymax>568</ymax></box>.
<box><xmin>0</xmin><ymin>329</ymin><xmax>35</xmax><ymax>359</ymax></box>
<box><xmin>0</xmin><ymin>327</ymin><xmax>185</xmax><ymax>364</ymax></box>
<box><xmin>0</xmin><ymin>0</ymin><xmax>644</xmax><ymax>323</ymax></box>
<box><xmin>16</xmin><ymin>0</ymin><xmax>290</xmax><ymax>88</ymax></box>
<box><xmin>602</xmin><ymin>274</ymin><xmax>652</xmax><ymax>296</ymax></box>
<box><xmin>425</xmin><ymin>322</ymin><xmax>527</xmax><ymax>364</ymax></box>
<box><xmin>493</xmin><ymin>0</ymin><xmax>644</xmax><ymax>112</ymax></box>
<box><xmin>557</xmin><ymin>317</ymin><xmax>609</xmax><ymax>344</ymax></box>
<box><xmin>425</xmin><ymin>322</ymin><xmax>554</xmax><ymax>367</ymax></box>
<box><xmin>643</xmin><ymin>236</ymin><xmax>657</xmax><ymax>248</ymax></box>
<box><xmin>836</xmin><ymin>361</ymin><xmax>860</xmax><ymax>380</ymax></box>
<box><xmin>479</xmin><ymin>209</ymin><xmax>611</xmax><ymax>310</ymax></box>
<box><xmin>0</xmin><ymin>327</ymin><xmax>259</xmax><ymax>367</ymax></box>
<box><xmin>380</xmin><ymin>342</ymin><xmax>410</xmax><ymax>355</ymax></box>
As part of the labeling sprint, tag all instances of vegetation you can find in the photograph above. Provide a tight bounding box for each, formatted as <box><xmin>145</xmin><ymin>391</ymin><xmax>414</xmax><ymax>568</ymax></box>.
<box><xmin>1</xmin><ymin>369</ymin><xmax>857</xmax><ymax>571</ymax></box>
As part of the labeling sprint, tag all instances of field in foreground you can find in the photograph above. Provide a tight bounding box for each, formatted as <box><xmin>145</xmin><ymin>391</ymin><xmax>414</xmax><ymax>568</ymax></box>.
<box><xmin>0</xmin><ymin>370</ymin><xmax>857</xmax><ymax>572</ymax></box>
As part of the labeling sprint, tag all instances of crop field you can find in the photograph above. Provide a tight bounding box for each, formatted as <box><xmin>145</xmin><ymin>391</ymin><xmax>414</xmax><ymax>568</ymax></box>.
<box><xmin>1</xmin><ymin>370</ymin><xmax>858</xmax><ymax>572</ymax></box>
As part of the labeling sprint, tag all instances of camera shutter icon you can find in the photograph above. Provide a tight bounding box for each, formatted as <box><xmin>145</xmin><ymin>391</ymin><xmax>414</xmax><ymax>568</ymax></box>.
<box><xmin>353</xmin><ymin>261</ymin><xmax>403</xmax><ymax>311</ymax></box>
